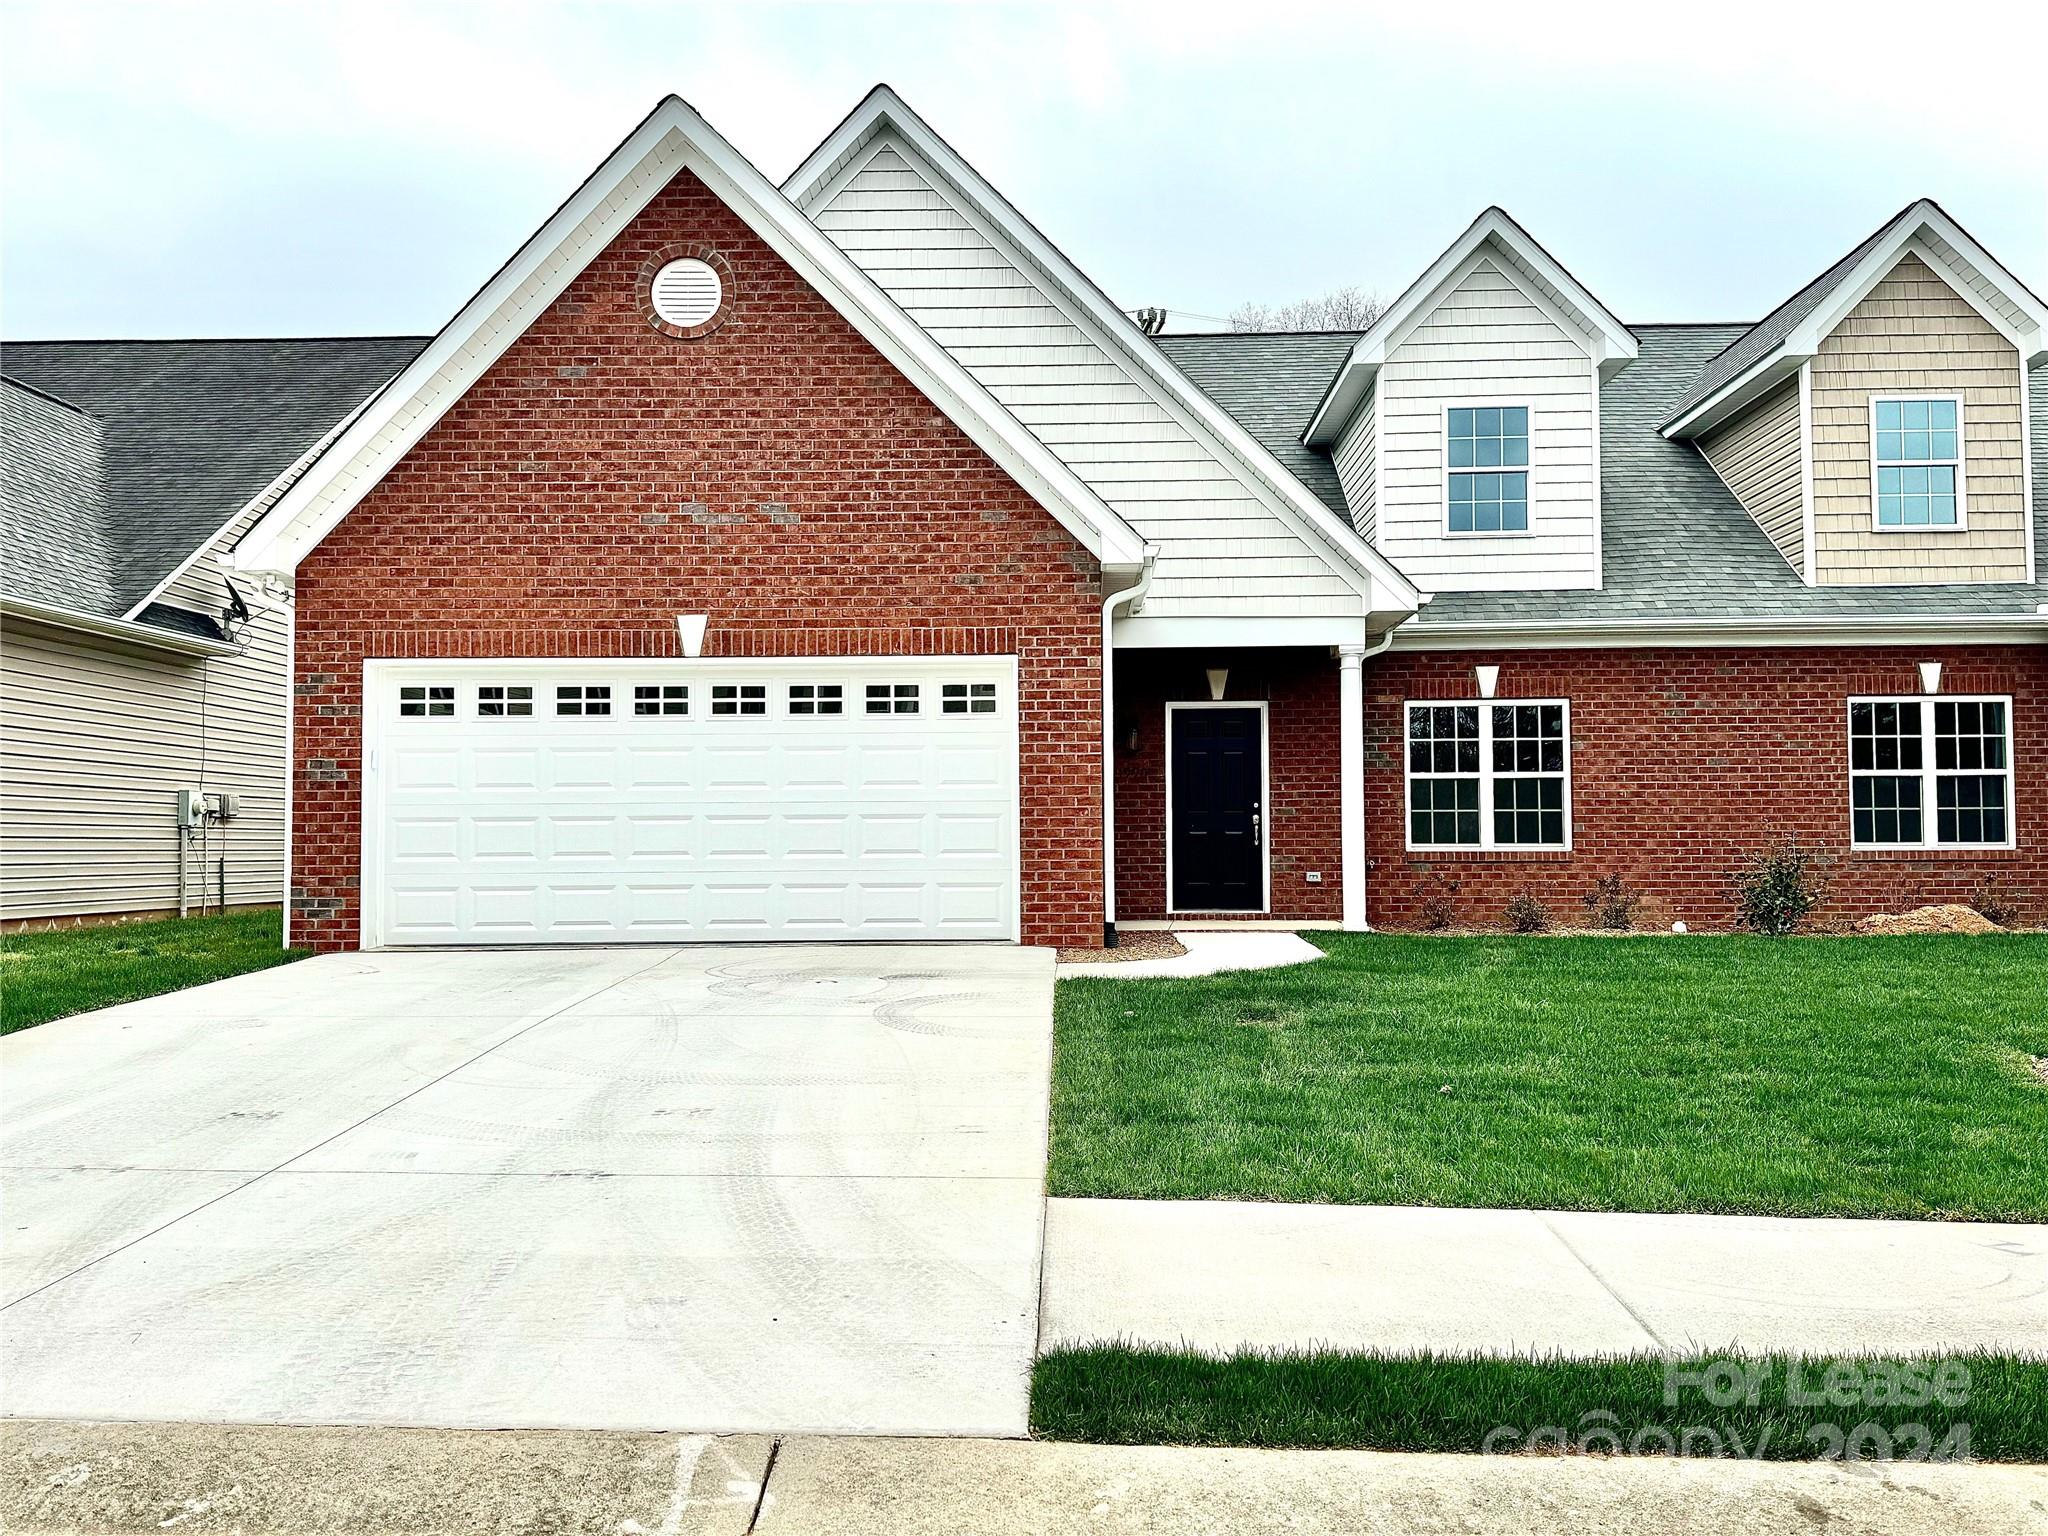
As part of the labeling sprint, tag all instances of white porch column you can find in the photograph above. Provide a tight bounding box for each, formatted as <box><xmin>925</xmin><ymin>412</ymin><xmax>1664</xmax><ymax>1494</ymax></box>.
<box><xmin>1338</xmin><ymin>644</ymin><xmax>1369</xmax><ymax>930</ymax></box>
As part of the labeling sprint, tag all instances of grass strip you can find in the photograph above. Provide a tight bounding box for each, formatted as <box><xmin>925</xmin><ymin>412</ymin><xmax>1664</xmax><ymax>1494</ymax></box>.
<box><xmin>1032</xmin><ymin>1344</ymin><xmax>2048</xmax><ymax>1462</ymax></box>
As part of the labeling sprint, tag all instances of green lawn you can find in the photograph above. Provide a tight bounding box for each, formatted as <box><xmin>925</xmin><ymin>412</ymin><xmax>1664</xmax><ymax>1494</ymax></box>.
<box><xmin>1051</xmin><ymin>934</ymin><xmax>2048</xmax><ymax>1220</ymax></box>
<box><xmin>0</xmin><ymin>907</ymin><xmax>308</xmax><ymax>1034</ymax></box>
<box><xmin>1033</xmin><ymin>1345</ymin><xmax>2048</xmax><ymax>1461</ymax></box>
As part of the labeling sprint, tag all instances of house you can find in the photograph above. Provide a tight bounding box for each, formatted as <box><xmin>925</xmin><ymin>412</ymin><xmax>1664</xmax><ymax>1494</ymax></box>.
<box><xmin>15</xmin><ymin>86</ymin><xmax>2044</xmax><ymax>947</ymax></box>
<box><xmin>0</xmin><ymin>339</ymin><xmax>421</xmax><ymax>925</ymax></box>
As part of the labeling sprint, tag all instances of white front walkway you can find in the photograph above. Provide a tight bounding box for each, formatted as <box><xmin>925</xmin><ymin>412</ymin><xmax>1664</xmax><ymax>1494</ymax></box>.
<box><xmin>1056</xmin><ymin>929</ymin><xmax>1326</xmax><ymax>979</ymax></box>
<box><xmin>1041</xmin><ymin>1197</ymin><xmax>2048</xmax><ymax>1357</ymax></box>
<box><xmin>0</xmin><ymin>946</ymin><xmax>1055</xmax><ymax>1435</ymax></box>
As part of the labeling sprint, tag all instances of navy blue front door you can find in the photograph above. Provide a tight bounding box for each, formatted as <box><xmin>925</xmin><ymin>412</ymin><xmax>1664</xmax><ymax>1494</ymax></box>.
<box><xmin>1170</xmin><ymin>707</ymin><xmax>1263</xmax><ymax>911</ymax></box>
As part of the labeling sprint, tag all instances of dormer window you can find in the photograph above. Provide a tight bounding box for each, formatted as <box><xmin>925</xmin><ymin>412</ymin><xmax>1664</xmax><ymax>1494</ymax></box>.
<box><xmin>1872</xmin><ymin>397</ymin><xmax>1963</xmax><ymax>529</ymax></box>
<box><xmin>1446</xmin><ymin>405</ymin><xmax>1530</xmax><ymax>533</ymax></box>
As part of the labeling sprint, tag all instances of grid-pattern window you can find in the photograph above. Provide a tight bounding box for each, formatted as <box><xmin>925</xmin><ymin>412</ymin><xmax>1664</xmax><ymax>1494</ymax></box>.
<box><xmin>1873</xmin><ymin>398</ymin><xmax>1961</xmax><ymax>527</ymax></box>
<box><xmin>942</xmin><ymin>682</ymin><xmax>998</xmax><ymax>715</ymax></box>
<box><xmin>634</xmin><ymin>684</ymin><xmax>689</xmax><ymax>717</ymax></box>
<box><xmin>1406</xmin><ymin>699</ymin><xmax>1570</xmax><ymax>849</ymax></box>
<box><xmin>711</xmin><ymin>684</ymin><xmax>766</xmax><ymax>717</ymax></box>
<box><xmin>555</xmin><ymin>685</ymin><xmax>611</xmax><ymax>717</ymax></box>
<box><xmin>1446</xmin><ymin>405</ymin><xmax>1530</xmax><ymax>533</ymax></box>
<box><xmin>788</xmin><ymin>684</ymin><xmax>844</xmax><ymax>716</ymax></box>
<box><xmin>866</xmin><ymin>683</ymin><xmax>920</xmax><ymax>716</ymax></box>
<box><xmin>399</xmin><ymin>685</ymin><xmax>454</xmax><ymax>718</ymax></box>
<box><xmin>1849</xmin><ymin>696</ymin><xmax>2010</xmax><ymax>847</ymax></box>
<box><xmin>477</xmin><ymin>685</ymin><xmax>532</xmax><ymax>718</ymax></box>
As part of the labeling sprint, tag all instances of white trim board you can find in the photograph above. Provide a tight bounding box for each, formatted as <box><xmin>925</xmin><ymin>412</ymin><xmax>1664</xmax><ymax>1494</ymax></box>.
<box><xmin>1163</xmin><ymin>700</ymin><xmax>1271</xmax><ymax>917</ymax></box>
<box><xmin>234</xmin><ymin>96</ymin><xmax>1149</xmax><ymax>580</ymax></box>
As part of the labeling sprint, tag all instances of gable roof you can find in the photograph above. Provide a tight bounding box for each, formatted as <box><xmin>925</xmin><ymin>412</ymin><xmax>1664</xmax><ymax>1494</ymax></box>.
<box><xmin>1180</xmin><ymin>323</ymin><xmax>2046</xmax><ymax>636</ymax></box>
<box><xmin>1152</xmin><ymin>331</ymin><xmax>1361</xmax><ymax>522</ymax></box>
<box><xmin>1302</xmin><ymin>207</ymin><xmax>1639</xmax><ymax>449</ymax></box>
<box><xmin>1662</xmin><ymin>199</ymin><xmax>2048</xmax><ymax>438</ymax></box>
<box><xmin>231</xmin><ymin>96</ymin><xmax>1149</xmax><ymax>579</ymax></box>
<box><xmin>785</xmin><ymin>85</ymin><xmax>1422</xmax><ymax>617</ymax></box>
<box><xmin>2</xmin><ymin>337</ymin><xmax>423</xmax><ymax>621</ymax></box>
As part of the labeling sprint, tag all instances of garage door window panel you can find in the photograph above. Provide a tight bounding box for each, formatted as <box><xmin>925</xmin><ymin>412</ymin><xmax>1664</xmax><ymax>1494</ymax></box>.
<box><xmin>556</xmin><ymin>685</ymin><xmax>611</xmax><ymax>717</ymax></box>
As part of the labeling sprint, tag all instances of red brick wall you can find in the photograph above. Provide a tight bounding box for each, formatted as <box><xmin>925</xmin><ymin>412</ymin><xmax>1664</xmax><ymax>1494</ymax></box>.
<box><xmin>1364</xmin><ymin>645</ymin><xmax>2047</xmax><ymax>930</ymax></box>
<box><xmin>291</xmin><ymin>168</ymin><xmax>1104</xmax><ymax>950</ymax></box>
<box><xmin>1113</xmin><ymin>649</ymin><xmax>1345</xmax><ymax>922</ymax></box>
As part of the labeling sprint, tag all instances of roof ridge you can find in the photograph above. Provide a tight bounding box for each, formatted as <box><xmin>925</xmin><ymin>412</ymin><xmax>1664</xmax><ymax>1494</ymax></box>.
<box><xmin>0</xmin><ymin>372</ymin><xmax>100</xmax><ymax>417</ymax></box>
<box><xmin>3</xmin><ymin>334</ymin><xmax>434</xmax><ymax>346</ymax></box>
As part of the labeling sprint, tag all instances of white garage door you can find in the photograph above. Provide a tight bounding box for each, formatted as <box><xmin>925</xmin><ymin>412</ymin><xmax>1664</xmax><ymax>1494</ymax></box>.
<box><xmin>362</xmin><ymin>658</ymin><xmax>1018</xmax><ymax>946</ymax></box>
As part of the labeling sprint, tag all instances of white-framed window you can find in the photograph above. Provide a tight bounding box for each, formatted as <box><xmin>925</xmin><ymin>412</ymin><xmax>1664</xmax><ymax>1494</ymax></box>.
<box><xmin>1405</xmin><ymin>699</ymin><xmax>1570</xmax><ymax>849</ymax></box>
<box><xmin>788</xmin><ymin>683</ymin><xmax>843</xmax><ymax>716</ymax></box>
<box><xmin>711</xmin><ymin>683</ymin><xmax>766</xmax><ymax>717</ymax></box>
<box><xmin>866</xmin><ymin>683</ymin><xmax>920</xmax><ymax>716</ymax></box>
<box><xmin>633</xmin><ymin>684</ymin><xmax>689</xmax><ymax>717</ymax></box>
<box><xmin>555</xmin><ymin>684</ymin><xmax>611</xmax><ymax>717</ymax></box>
<box><xmin>942</xmin><ymin>681</ymin><xmax>997</xmax><ymax>715</ymax></box>
<box><xmin>399</xmin><ymin>685</ymin><xmax>454</xmax><ymax>718</ymax></box>
<box><xmin>477</xmin><ymin>685</ymin><xmax>532</xmax><ymax>718</ymax></box>
<box><xmin>1444</xmin><ymin>404</ymin><xmax>1531</xmax><ymax>534</ymax></box>
<box><xmin>1870</xmin><ymin>395</ymin><xmax>1965</xmax><ymax>529</ymax></box>
<box><xmin>1848</xmin><ymin>695</ymin><xmax>2012</xmax><ymax>848</ymax></box>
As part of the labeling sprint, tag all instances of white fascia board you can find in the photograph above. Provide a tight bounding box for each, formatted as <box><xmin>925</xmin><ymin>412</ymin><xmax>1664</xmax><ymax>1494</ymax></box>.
<box><xmin>1113</xmin><ymin>613</ymin><xmax>1373</xmax><ymax>649</ymax></box>
<box><xmin>234</xmin><ymin>96</ymin><xmax>1147</xmax><ymax>579</ymax></box>
<box><xmin>785</xmin><ymin>87</ymin><xmax>1423</xmax><ymax>618</ymax></box>
<box><xmin>1305</xmin><ymin>207</ymin><xmax>1638</xmax><ymax>449</ymax></box>
<box><xmin>1392</xmin><ymin>612</ymin><xmax>2048</xmax><ymax>651</ymax></box>
<box><xmin>1664</xmin><ymin>205</ymin><xmax>2048</xmax><ymax>441</ymax></box>
<box><xmin>1</xmin><ymin>595</ymin><xmax>241</xmax><ymax>656</ymax></box>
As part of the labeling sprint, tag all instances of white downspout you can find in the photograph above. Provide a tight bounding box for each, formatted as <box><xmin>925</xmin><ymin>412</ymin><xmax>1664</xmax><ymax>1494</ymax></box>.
<box><xmin>1339</xmin><ymin>618</ymin><xmax>1405</xmax><ymax>932</ymax></box>
<box><xmin>1100</xmin><ymin>547</ymin><xmax>1158</xmax><ymax>947</ymax></box>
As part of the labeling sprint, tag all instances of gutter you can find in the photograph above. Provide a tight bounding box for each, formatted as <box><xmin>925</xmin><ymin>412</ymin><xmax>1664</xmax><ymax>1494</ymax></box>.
<box><xmin>1391</xmin><ymin>610</ymin><xmax>2048</xmax><ymax>651</ymax></box>
<box><xmin>1099</xmin><ymin>548</ymin><xmax>1159</xmax><ymax>948</ymax></box>
<box><xmin>0</xmin><ymin>595</ymin><xmax>242</xmax><ymax>657</ymax></box>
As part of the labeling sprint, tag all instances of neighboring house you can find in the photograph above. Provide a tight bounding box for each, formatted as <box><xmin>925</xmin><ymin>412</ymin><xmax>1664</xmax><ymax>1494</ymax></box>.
<box><xmin>14</xmin><ymin>87</ymin><xmax>2043</xmax><ymax>948</ymax></box>
<box><xmin>0</xmin><ymin>339</ymin><xmax>422</xmax><ymax>925</ymax></box>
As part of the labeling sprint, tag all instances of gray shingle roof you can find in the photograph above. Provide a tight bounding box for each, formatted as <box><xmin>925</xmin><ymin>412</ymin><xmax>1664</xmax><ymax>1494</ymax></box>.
<box><xmin>1167</xmin><ymin>322</ymin><xmax>2047</xmax><ymax>627</ymax></box>
<box><xmin>1</xmin><ymin>336</ymin><xmax>426</xmax><ymax>621</ymax></box>
<box><xmin>1153</xmin><ymin>330</ymin><xmax>1362</xmax><ymax>523</ymax></box>
<box><xmin>1659</xmin><ymin>206</ymin><xmax>1914</xmax><ymax>430</ymax></box>
<box><xmin>1</xmin><ymin>377</ymin><xmax>118</xmax><ymax>615</ymax></box>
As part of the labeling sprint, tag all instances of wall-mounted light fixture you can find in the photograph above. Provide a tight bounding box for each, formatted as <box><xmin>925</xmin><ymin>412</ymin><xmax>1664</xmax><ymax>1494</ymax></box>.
<box><xmin>1474</xmin><ymin>664</ymin><xmax>1500</xmax><ymax>699</ymax></box>
<box><xmin>1206</xmin><ymin>667</ymin><xmax>1229</xmax><ymax>702</ymax></box>
<box><xmin>676</xmin><ymin>614</ymin><xmax>708</xmax><ymax>658</ymax></box>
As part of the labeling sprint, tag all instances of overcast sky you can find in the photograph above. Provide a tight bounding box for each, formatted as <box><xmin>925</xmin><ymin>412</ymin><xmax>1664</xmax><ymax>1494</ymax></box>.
<box><xmin>3</xmin><ymin>0</ymin><xmax>2044</xmax><ymax>341</ymax></box>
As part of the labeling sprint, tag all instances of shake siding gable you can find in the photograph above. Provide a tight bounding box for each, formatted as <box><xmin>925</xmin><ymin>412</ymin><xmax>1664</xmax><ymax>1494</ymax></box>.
<box><xmin>1372</xmin><ymin>256</ymin><xmax>1601</xmax><ymax>591</ymax></box>
<box><xmin>1699</xmin><ymin>377</ymin><xmax>1806</xmax><ymax>576</ymax></box>
<box><xmin>1810</xmin><ymin>253</ymin><xmax>2029</xmax><ymax>585</ymax></box>
<box><xmin>811</xmin><ymin>141</ymin><xmax>1363</xmax><ymax>618</ymax></box>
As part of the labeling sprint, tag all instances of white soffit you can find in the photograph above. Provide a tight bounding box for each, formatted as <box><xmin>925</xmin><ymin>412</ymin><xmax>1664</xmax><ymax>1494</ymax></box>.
<box><xmin>1304</xmin><ymin>207</ymin><xmax>1639</xmax><ymax>449</ymax></box>
<box><xmin>785</xmin><ymin>85</ymin><xmax>1424</xmax><ymax>618</ymax></box>
<box><xmin>233</xmin><ymin>96</ymin><xmax>1148</xmax><ymax>577</ymax></box>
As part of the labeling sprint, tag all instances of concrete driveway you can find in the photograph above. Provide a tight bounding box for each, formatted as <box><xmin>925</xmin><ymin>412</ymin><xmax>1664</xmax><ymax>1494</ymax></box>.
<box><xmin>0</xmin><ymin>944</ymin><xmax>1054</xmax><ymax>1436</ymax></box>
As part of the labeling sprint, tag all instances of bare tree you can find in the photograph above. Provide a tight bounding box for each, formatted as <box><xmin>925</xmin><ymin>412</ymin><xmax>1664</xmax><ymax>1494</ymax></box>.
<box><xmin>1228</xmin><ymin>285</ymin><xmax>1384</xmax><ymax>333</ymax></box>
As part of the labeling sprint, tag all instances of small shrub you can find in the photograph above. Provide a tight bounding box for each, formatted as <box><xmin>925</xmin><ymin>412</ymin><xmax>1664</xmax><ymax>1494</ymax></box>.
<box><xmin>1733</xmin><ymin>836</ymin><xmax>1833</xmax><ymax>936</ymax></box>
<box><xmin>1582</xmin><ymin>874</ymin><xmax>1642</xmax><ymax>931</ymax></box>
<box><xmin>1970</xmin><ymin>876</ymin><xmax>2020</xmax><ymax>930</ymax></box>
<box><xmin>1417</xmin><ymin>872</ymin><xmax>1461</xmax><ymax>931</ymax></box>
<box><xmin>1504</xmin><ymin>889</ymin><xmax>1551</xmax><ymax>933</ymax></box>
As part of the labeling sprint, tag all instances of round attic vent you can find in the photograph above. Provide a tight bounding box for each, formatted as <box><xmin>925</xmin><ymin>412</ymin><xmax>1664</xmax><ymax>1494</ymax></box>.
<box><xmin>650</xmin><ymin>258</ymin><xmax>723</xmax><ymax>329</ymax></box>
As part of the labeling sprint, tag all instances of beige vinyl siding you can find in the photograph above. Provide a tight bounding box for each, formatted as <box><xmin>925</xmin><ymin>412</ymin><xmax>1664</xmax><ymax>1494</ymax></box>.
<box><xmin>1</xmin><ymin>534</ymin><xmax>287</xmax><ymax>922</ymax></box>
<box><xmin>1810</xmin><ymin>253</ymin><xmax>2028</xmax><ymax>585</ymax></box>
<box><xmin>1331</xmin><ymin>385</ymin><xmax>1377</xmax><ymax>540</ymax></box>
<box><xmin>1373</xmin><ymin>256</ymin><xmax>1601</xmax><ymax>591</ymax></box>
<box><xmin>812</xmin><ymin>141</ymin><xmax>1362</xmax><ymax>618</ymax></box>
<box><xmin>1699</xmin><ymin>377</ymin><xmax>1806</xmax><ymax>576</ymax></box>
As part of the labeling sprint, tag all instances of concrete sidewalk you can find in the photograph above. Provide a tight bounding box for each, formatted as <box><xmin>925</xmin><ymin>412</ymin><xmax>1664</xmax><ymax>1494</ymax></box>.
<box><xmin>1041</xmin><ymin>1198</ymin><xmax>2048</xmax><ymax>1356</ymax></box>
<box><xmin>6</xmin><ymin>1421</ymin><xmax>2044</xmax><ymax>1535</ymax></box>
